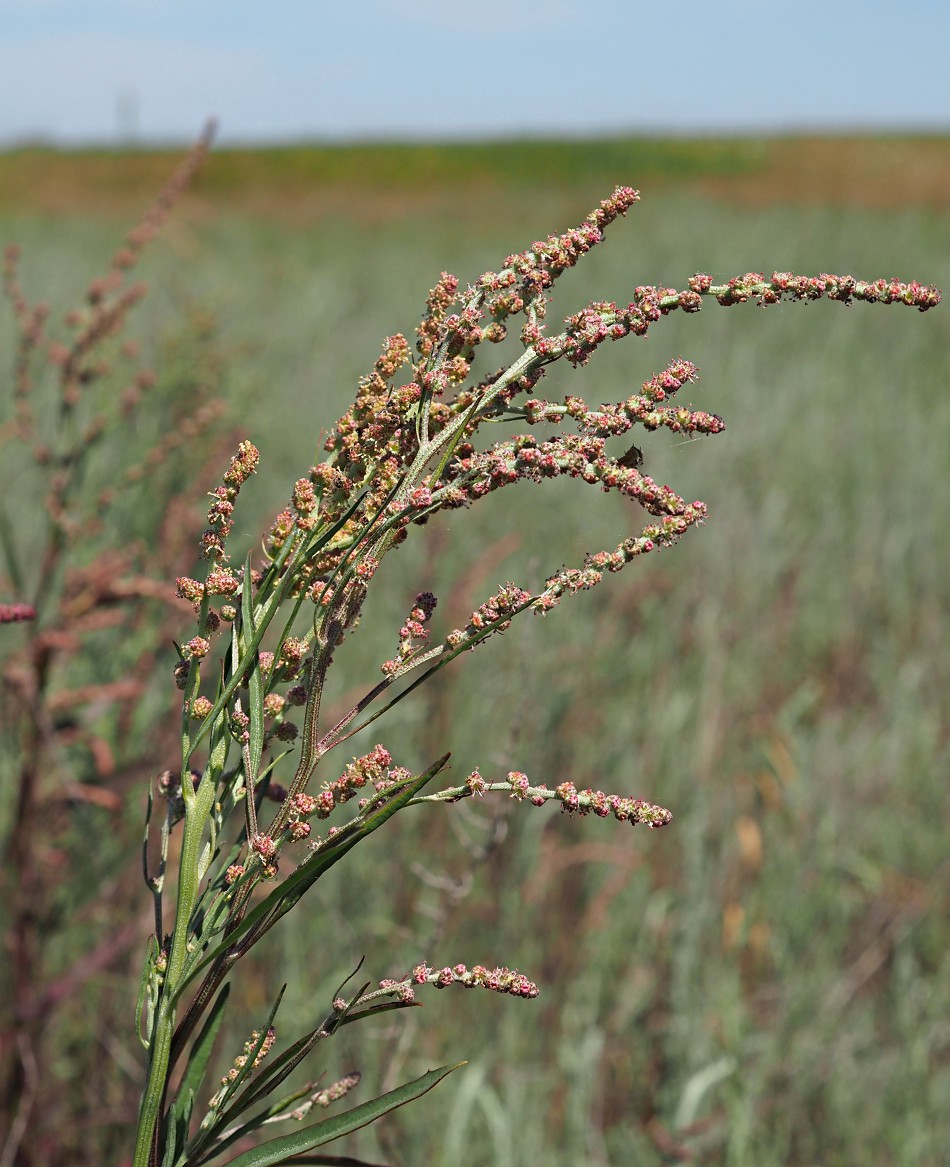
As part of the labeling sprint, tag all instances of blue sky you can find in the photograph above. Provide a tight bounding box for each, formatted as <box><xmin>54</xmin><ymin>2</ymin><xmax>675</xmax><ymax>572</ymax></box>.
<box><xmin>1</xmin><ymin>1</ymin><xmax>948</xmax><ymax>145</ymax></box>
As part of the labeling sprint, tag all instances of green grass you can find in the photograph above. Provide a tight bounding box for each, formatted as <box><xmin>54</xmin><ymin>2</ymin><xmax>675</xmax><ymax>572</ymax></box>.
<box><xmin>2</xmin><ymin>172</ymin><xmax>949</xmax><ymax>1164</ymax></box>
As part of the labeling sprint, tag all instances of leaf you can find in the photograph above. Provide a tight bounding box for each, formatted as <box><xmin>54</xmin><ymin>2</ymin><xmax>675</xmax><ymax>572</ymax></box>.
<box><xmin>161</xmin><ymin>1099</ymin><xmax>192</xmax><ymax>1167</ymax></box>
<box><xmin>222</xmin><ymin>1063</ymin><xmax>465</xmax><ymax>1167</ymax></box>
<box><xmin>135</xmin><ymin>934</ymin><xmax>157</xmax><ymax>1051</ymax></box>
<box><xmin>0</xmin><ymin>503</ymin><xmax>24</xmax><ymax>594</ymax></box>
<box><xmin>240</xmin><ymin>553</ymin><xmax>265</xmax><ymax>796</ymax></box>
<box><xmin>165</xmin><ymin>983</ymin><xmax>231</xmax><ymax>1149</ymax></box>
<box><xmin>274</xmin><ymin>1155</ymin><xmax>393</xmax><ymax>1166</ymax></box>
<box><xmin>337</xmin><ymin>999</ymin><xmax>422</xmax><ymax>1026</ymax></box>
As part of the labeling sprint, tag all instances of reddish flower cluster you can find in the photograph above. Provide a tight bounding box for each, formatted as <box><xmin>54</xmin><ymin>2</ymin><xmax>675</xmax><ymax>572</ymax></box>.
<box><xmin>689</xmin><ymin>270</ymin><xmax>941</xmax><ymax>311</ymax></box>
<box><xmin>443</xmin><ymin>582</ymin><xmax>534</xmax><ymax>652</ymax></box>
<box><xmin>183</xmin><ymin>636</ymin><xmax>210</xmax><ymax>660</ymax></box>
<box><xmin>502</xmin><ymin>772</ymin><xmax>672</xmax><ymax>828</ymax></box>
<box><xmin>492</xmin><ymin>186</ymin><xmax>640</xmax><ymax>309</ymax></box>
<box><xmin>417</xmin><ymin>273</ymin><xmax>461</xmax><ymax>357</ymax></box>
<box><xmin>381</xmin><ymin>590</ymin><xmax>439</xmax><ymax>676</ymax></box>
<box><xmin>190</xmin><ymin>695</ymin><xmax>213</xmax><ymax>719</ymax></box>
<box><xmin>250</xmin><ymin>833</ymin><xmax>279</xmax><ymax>877</ymax></box>
<box><xmin>295</xmin><ymin>744</ymin><xmax>408</xmax><ymax>822</ymax></box>
<box><xmin>0</xmin><ymin>602</ymin><xmax>36</xmax><ymax>624</ymax></box>
<box><xmin>198</xmin><ymin>439</ymin><xmax>260</xmax><ymax>565</ymax></box>
<box><xmin>278</xmin><ymin>637</ymin><xmax>307</xmax><ymax>675</ymax></box>
<box><xmin>426</xmin><ymin>769</ymin><xmax>671</xmax><ymax>828</ymax></box>
<box><xmin>379</xmin><ymin>962</ymin><xmax>540</xmax><ymax>1003</ymax></box>
<box><xmin>465</xmin><ymin>768</ymin><xmax>486</xmax><ymax>796</ymax></box>
<box><xmin>292</xmin><ymin>1071</ymin><xmax>362</xmax><ymax>1117</ymax></box>
<box><xmin>291</xmin><ymin>478</ymin><xmax>318</xmax><ymax>529</ymax></box>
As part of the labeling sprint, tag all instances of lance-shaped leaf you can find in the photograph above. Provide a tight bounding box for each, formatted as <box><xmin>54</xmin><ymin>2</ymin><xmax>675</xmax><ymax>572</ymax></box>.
<box><xmin>161</xmin><ymin>984</ymin><xmax>232</xmax><ymax>1166</ymax></box>
<box><xmin>223</xmin><ymin>1063</ymin><xmax>465</xmax><ymax>1167</ymax></box>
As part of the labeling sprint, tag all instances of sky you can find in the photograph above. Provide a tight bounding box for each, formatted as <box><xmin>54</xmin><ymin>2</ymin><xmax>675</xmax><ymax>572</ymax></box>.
<box><xmin>1</xmin><ymin>1</ymin><xmax>948</xmax><ymax>146</ymax></box>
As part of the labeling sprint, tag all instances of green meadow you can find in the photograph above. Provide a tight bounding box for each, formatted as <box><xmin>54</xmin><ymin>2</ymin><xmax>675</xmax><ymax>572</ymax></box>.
<box><xmin>2</xmin><ymin>138</ymin><xmax>949</xmax><ymax>1165</ymax></box>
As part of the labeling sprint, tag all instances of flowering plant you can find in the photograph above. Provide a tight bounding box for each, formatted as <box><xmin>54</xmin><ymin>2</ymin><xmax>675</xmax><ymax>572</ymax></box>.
<box><xmin>118</xmin><ymin>168</ymin><xmax>941</xmax><ymax>1167</ymax></box>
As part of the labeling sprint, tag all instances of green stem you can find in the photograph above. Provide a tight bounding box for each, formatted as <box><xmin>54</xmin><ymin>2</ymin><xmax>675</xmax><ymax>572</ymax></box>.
<box><xmin>131</xmin><ymin>772</ymin><xmax>217</xmax><ymax>1167</ymax></box>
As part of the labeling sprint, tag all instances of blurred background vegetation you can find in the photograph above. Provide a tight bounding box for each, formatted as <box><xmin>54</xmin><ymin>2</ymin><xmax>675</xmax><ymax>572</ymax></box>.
<box><xmin>1</xmin><ymin>136</ymin><xmax>948</xmax><ymax>1166</ymax></box>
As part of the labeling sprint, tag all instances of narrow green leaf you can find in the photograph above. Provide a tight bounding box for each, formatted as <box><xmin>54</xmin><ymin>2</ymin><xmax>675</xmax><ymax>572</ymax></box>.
<box><xmin>240</xmin><ymin>553</ymin><xmax>264</xmax><ymax>793</ymax></box>
<box><xmin>223</xmin><ymin>1063</ymin><xmax>465</xmax><ymax>1167</ymax></box>
<box><xmin>135</xmin><ymin>936</ymin><xmax>156</xmax><ymax>1050</ymax></box>
<box><xmin>161</xmin><ymin>1099</ymin><xmax>192</xmax><ymax>1167</ymax></box>
<box><xmin>142</xmin><ymin>784</ymin><xmax>155</xmax><ymax>888</ymax></box>
<box><xmin>0</xmin><ymin>504</ymin><xmax>24</xmax><ymax>594</ymax></box>
<box><xmin>337</xmin><ymin>999</ymin><xmax>422</xmax><ymax>1026</ymax></box>
<box><xmin>168</xmin><ymin>984</ymin><xmax>231</xmax><ymax>1138</ymax></box>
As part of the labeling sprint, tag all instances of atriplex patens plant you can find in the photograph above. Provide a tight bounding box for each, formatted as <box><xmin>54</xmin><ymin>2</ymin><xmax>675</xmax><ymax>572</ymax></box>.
<box><xmin>132</xmin><ymin>183</ymin><xmax>939</xmax><ymax>1167</ymax></box>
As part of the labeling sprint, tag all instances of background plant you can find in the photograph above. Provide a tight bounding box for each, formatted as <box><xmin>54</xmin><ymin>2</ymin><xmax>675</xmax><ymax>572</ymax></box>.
<box><xmin>0</xmin><ymin>125</ymin><xmax>239</xmax><ymax>1167</ymax></box>
<box><xmin>2</xmin><ymin>138</ymin><xmax>948</xmax><ymax>1167</ymax></box>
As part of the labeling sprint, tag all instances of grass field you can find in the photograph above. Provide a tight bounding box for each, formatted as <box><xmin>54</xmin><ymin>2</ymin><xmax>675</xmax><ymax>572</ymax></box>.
<box><xmin>1</xmin><ymin>137</ymin><xmax>949</xmax><ymax>1165</ymax></box>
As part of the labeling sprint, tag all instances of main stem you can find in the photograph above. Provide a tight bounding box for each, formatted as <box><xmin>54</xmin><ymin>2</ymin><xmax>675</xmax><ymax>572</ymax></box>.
<box><xmin>132</xmin><ymin>774</ymin><xmax>216</xmax><ymax>1167</ymax></box>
